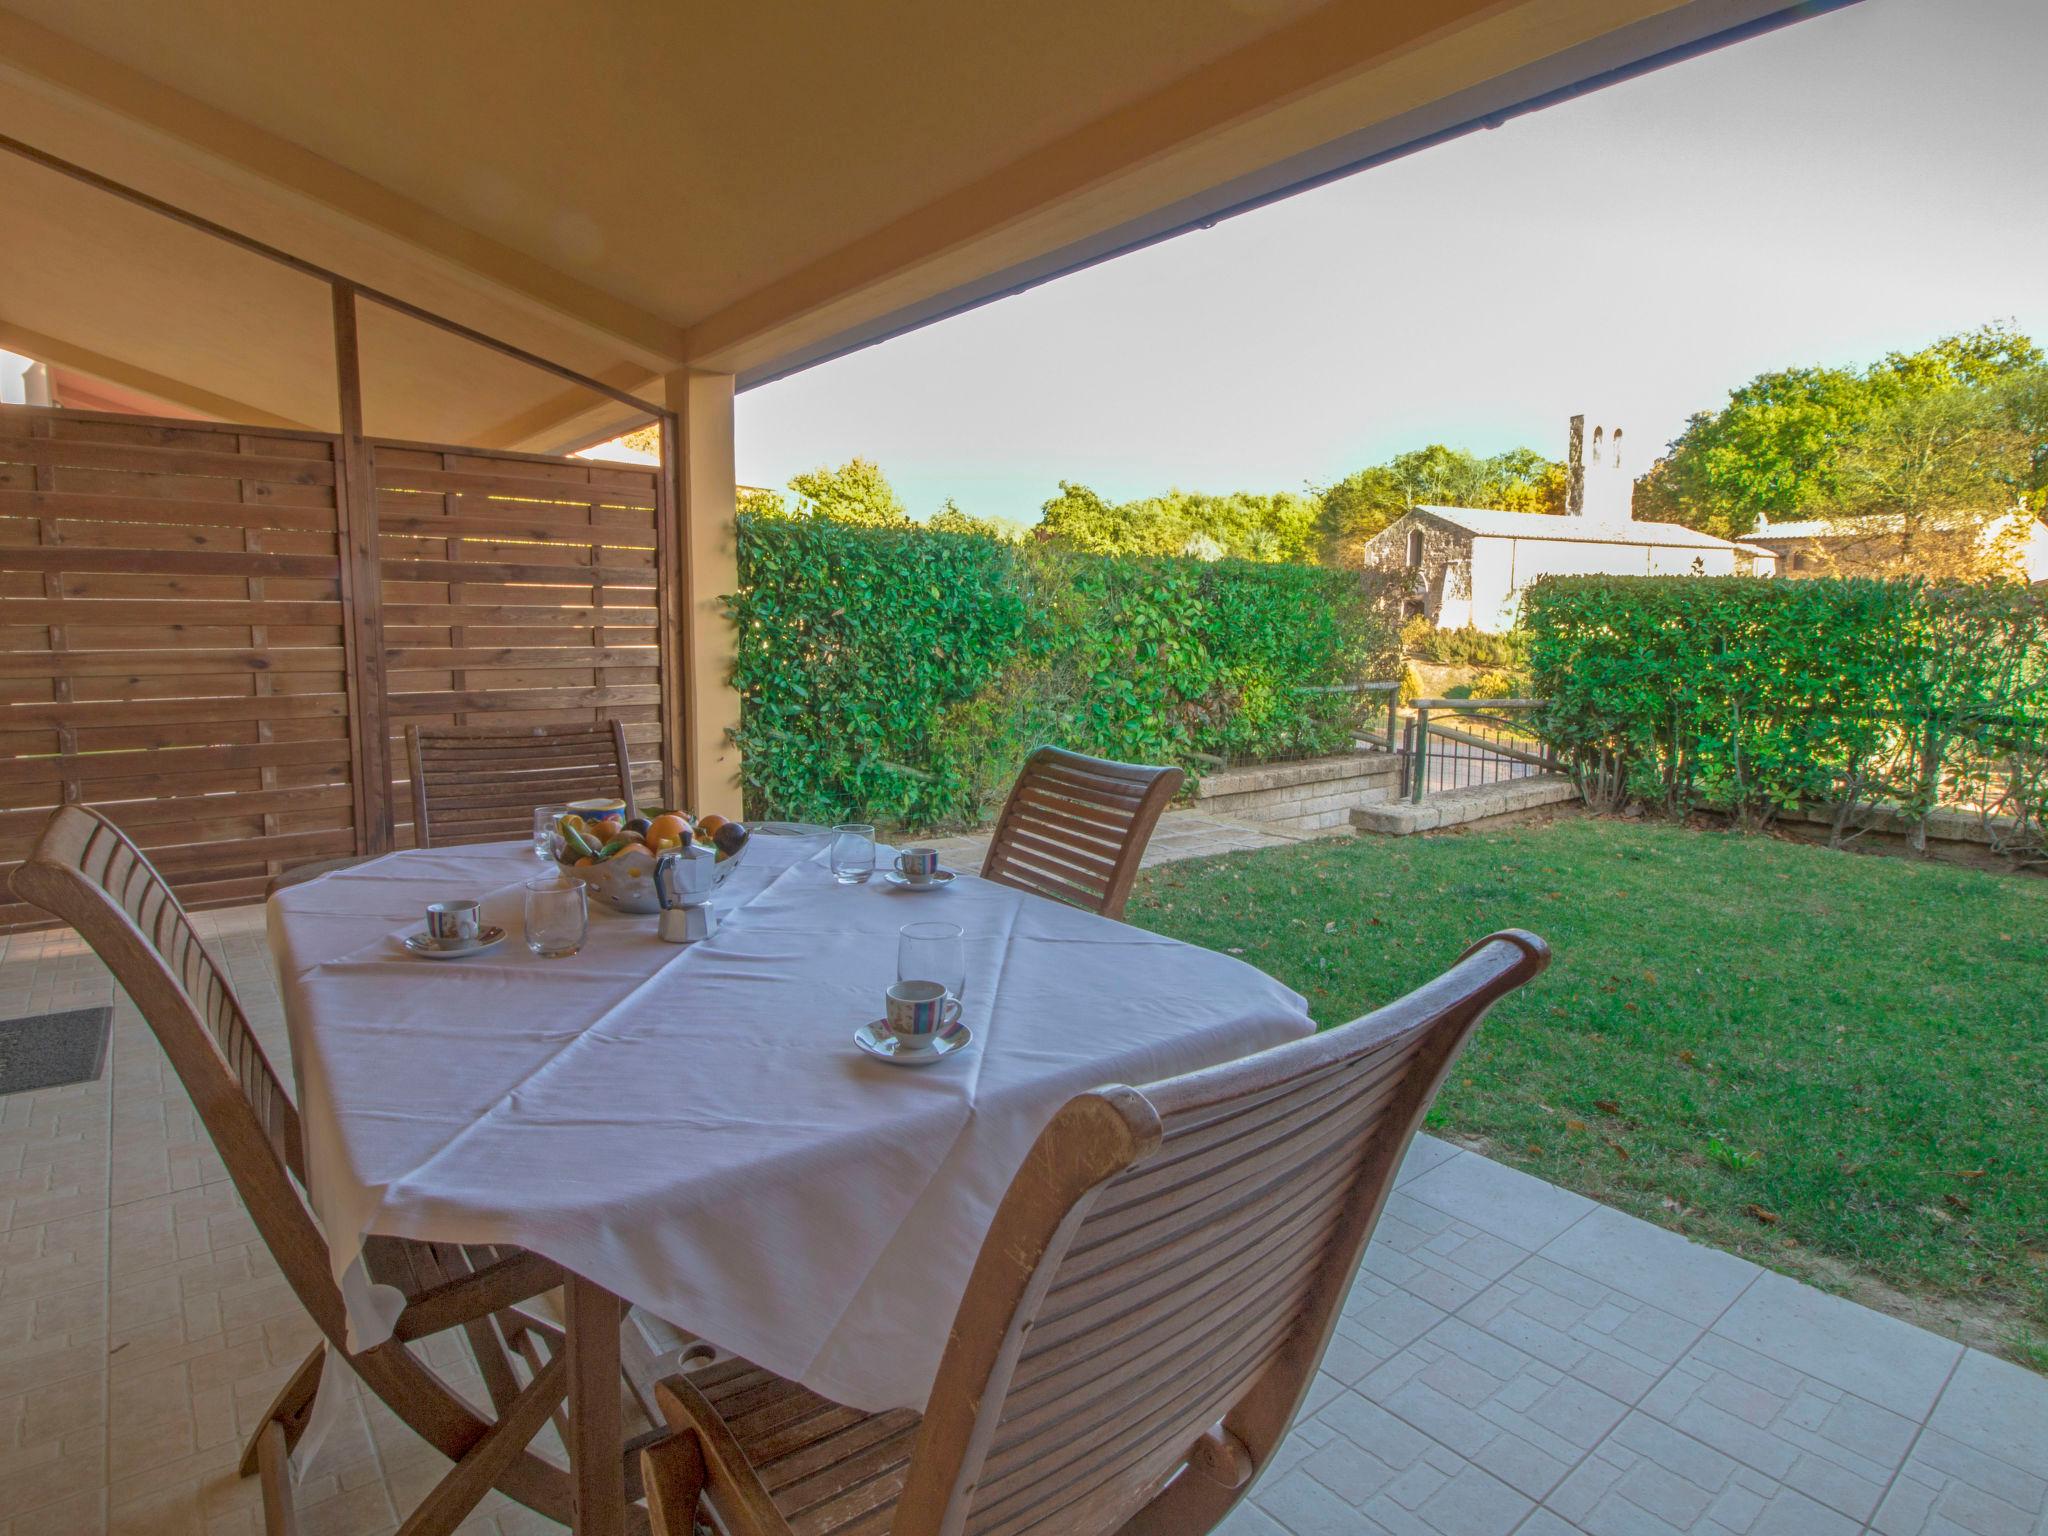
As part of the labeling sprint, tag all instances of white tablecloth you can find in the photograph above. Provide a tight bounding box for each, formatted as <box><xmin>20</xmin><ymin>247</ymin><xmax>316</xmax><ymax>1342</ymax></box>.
<box><xmin>267</xmin><ymin>834</ymin><xmax>1312</xmax><ymax>1410</ymax></box>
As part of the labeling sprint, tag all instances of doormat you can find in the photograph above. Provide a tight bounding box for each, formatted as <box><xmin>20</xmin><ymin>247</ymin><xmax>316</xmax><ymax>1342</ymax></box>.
<box><xmin>0</xmin><ymin>1006</ymin><xmax>113</xmax><ymax>1095</ymax></box>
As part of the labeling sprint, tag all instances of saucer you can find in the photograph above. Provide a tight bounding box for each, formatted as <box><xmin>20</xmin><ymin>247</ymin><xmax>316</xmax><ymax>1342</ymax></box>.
<box><xmin>404</xmin><ymin>925</ymin><xmax>507</xmax><ymax>959</ymax></box>
<box><xmin>854</xmin><ymin>1019</ymin><xmax>973</xmax><ymax>1065</ymax></box>
<box><xmin>883</xmin><ymin>870</ymin><xmax>956</xmax><ymax>891</ymax></box>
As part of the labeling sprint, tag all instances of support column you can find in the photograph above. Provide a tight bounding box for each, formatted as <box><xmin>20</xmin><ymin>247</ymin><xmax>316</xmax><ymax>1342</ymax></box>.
<box><xmin>665</xmin><ymin>369</ymin><xmax>743</xmax><ymax>820</ymax></box>
<box><xmin>332</xmin><ymin>283</ymin><xmax>392</xmax><ymax>854</ymax></box>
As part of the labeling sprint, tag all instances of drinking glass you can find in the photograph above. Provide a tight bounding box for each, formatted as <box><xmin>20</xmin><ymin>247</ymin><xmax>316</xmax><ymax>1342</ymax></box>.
<box><xmin>830</xmin><ymin>823</ymin><xmax>877</xmax><ymax>885</ymax></box>
<box><xmin>523</xmin><ymin>876</ymin><xmax>588</xmax><ymax>958</ymax></box>
<box><xmin>898</xmin><ymin>920</ymin><xmax>966</xmax><ymax>1004</ymax></box>
<box><xmin>533</xmin><ymin>805</ymin><xmax>567</xmax><ymax>863</ymax></box>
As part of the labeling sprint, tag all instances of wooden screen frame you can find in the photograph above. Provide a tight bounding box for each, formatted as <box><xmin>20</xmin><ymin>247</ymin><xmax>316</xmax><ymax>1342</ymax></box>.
<box><xmin>1</xmin><ymin>402</ymin><xmax>686</xmax><ymax>928</ymax></box>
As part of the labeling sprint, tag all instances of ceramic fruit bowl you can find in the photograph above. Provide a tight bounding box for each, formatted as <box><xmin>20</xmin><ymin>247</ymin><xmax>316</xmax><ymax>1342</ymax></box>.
<box><xmin>560</xmin><ymin>837</ymin><xmax>748</xmax><ymax>914</ymax></box>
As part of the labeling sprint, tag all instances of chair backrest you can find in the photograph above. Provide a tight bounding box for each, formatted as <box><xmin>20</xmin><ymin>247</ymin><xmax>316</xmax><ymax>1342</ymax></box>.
<box><xmin>897</xmin><ymin>930</ymin><xmax>1549</xmax><ymax>1536</ymax></box>
<box><xmin>9</xmin><ymin>806</ymin><xmax>349</xmax><ymax>1341</ymax></box>
<box><xmin>980</xmin><ymin>748</ymin><xmax>1184</xmax><ymax>920</ymax></box>
<box><xmin>407</xmin><ymin>718</ymin><xmax>639</xmax><ymax>848</ymax></box>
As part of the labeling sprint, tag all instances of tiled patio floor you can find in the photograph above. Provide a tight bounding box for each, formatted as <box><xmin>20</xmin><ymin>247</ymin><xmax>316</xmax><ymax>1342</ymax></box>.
<box><xmin>1224</xmin><ymin>1139</ymin><xmax>2048</xmax><ymax>1536</ymax></box>
<box><xmin>3</xmin><ymin>899</ymin><xmax>2043</xmax><ymax>1536</ymax></box>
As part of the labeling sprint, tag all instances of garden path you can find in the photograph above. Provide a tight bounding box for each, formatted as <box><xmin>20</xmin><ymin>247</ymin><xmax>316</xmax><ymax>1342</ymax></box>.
<box><xmin>925</xmin><ymin>805</ymin><xmax>1307</xmax><ymax>873</ymax></box>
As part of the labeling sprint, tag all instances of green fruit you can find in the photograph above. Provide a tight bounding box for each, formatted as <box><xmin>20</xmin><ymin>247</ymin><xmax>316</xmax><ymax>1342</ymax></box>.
<box><xmin>561</xmin><ymin>825</ymin><xmax>596</xmax><ymax>860</ymax></box>
<box><xmin>598</xmin><ymin>836</ymin><xmax>636</xmax><ymax>859</ymax></box>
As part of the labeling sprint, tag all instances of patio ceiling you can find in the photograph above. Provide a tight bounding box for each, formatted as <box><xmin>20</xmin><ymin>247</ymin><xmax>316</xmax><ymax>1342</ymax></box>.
<box><xmin>0</xmin><ymin>0</ymin><xmax>1843</xmax><ymax>449</ymax></box>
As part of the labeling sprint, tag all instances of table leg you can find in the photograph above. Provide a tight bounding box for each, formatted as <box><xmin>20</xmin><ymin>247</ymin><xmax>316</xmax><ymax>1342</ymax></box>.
<box><xmin>565</xmin><ymin>1274</ymin><xmax>627</xmax><ymax>1536</ymax></box>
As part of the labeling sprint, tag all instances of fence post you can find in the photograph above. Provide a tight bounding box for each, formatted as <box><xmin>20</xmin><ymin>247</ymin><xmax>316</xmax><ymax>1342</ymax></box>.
<box><xmin>1412</xmin><ymin>705</ymin><xmax>1430</xmax><ymax>803</ymax></box>
<box><xmin>1384</xmin><ymin>688</ymin><xmax>1399</xmax><ymax>755</ymax></box>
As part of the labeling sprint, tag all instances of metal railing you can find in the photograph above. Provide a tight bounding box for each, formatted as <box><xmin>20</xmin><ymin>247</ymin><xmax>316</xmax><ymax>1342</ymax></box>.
<box><xmin>1400</xmin><ymin>697</ymin><xmax>1557</xmax><ymax>803</ymax></box>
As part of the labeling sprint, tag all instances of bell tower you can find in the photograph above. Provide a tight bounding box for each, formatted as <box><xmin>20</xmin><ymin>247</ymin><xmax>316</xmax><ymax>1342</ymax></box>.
<box><xmin>1566</xmin><ymin>415</ymin><xmax>1634</xmax><ymax>524</ymax></box>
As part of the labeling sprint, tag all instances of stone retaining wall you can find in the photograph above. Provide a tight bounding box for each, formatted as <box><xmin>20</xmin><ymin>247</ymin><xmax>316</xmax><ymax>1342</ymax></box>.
<box><xmin>1191</xmin><ymin>751</ymin><xmax>1402</xmax><ymax>835</ymax></box>
<box><xmin>1351</xmin><ymin>774</ymin><xmax>1579</xmax><ymax>835</ymax></box>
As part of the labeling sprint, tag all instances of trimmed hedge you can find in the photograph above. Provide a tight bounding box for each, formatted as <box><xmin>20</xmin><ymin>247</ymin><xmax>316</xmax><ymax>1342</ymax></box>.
<box><xmin>727</xmin><ymin>514</ymin><xmax>1396</xmax><ymax>827</ymax></box>
<box><xmin>1524</xmin><ymin>576</ymin><xmax>2048</xmax><ymax>855</ymax></box>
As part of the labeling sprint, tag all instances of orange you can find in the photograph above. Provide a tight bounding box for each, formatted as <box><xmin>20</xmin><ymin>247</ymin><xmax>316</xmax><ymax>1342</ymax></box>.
<box><xmin>695</xmin><ymin>812</ymin><xmax>727</xmax><ymax>840</ymax></box>
<box><xmin>646</xmin><ymin>813</ymin><xmax>689</xmax><ymax>845</ymax></box>
<box><xmin>574</xmin><ymin>856</ymin><xmax>596</xmax><ymax>867</ymax></box>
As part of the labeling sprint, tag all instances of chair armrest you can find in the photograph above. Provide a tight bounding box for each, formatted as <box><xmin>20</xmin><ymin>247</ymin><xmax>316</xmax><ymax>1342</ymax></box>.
<box><xmin>641</xmin><ymin>1374</ymin><xmax>793</xmax><ymax>1536</ymax></box>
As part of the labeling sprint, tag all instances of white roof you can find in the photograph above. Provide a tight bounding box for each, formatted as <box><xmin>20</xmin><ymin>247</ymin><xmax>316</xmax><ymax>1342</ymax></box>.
<box><xmin>1747</xmin><ymin>513</ymin><xmax>2043</xmax><ymax>542</ymax></box>
<box><xmin>1412</xmin><ymin>506</ymin><xmax>1770</xmax><ymax>556</ymax></box>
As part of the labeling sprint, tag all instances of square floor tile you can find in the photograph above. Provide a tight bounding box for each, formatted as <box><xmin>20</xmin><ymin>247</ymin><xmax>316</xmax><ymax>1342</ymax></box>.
<box><xmin>1709</xmin><ymin>1269</ymin><xmax>1961</xmax><ymax>1419</ymax></box>
<box><xmin>1395</xmin><ymin>1136</ymin><xmax>1462</xmax><ymax>1188</ymax></box>
<box><xmin>1401</xmin><ymin>1150</ymin><xmax>1595</xmax><ymax>1252</ymax></box>
<box><xmin>1634</xmin><ymin>1333</ymin><xmax>1924</xmax><ymax>1525</ymax></box>
<box><xmin>1535</xmin><ymin>1205</ymin><xmax>1759</xmax><ymax>1326</ymax></box>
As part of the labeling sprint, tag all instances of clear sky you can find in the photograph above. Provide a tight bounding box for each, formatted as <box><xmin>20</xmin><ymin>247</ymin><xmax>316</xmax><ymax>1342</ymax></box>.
<box><xmin>734</xmin><ymin>0</ymin><xmax>2048</xmax><ymax>525</ymax></box>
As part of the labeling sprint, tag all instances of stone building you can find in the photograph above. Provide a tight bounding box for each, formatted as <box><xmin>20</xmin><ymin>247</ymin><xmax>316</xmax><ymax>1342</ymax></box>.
<box><xmin>1364</xmin><ymin>415</ymin><xmax>1777</xmax><ymax>632</ymax></box>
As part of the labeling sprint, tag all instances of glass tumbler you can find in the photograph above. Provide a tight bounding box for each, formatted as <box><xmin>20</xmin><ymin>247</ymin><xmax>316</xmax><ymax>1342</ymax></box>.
<box><xmin>898</xmin><ymin>920</ymin><xmax>966</xmax><ymax>1004</ymax></box>
<box><xmin>533</xmin><ymin>805</ymin><xmax>567</xmax><ymax>863</ymax></box>
<box><xmin>830</xmin><ymin>823</ymin><xmax>877</xmax><ymax>885</ymax></box>
<box><xmin>523</xmin><ymin>875</ymin><xmax>588</xmax><ymax>958</ymax></box>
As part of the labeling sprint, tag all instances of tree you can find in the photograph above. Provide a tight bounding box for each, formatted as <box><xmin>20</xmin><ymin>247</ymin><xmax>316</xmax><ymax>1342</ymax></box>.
<box><xmin>786</xmin><ymin>457</ymin><xmax>909</xmax><ymax>526</ymax></box>
<box><xmin>1811</xmin><ymin>386</ymin><xmax>2036</xmax><ymax>580</ymax></box>
<box><xmin>1639</xmin><ymin>323</ymin><xmax>2043</xmax><ymax>540</ymax></box>
<box><xmin>1314</xmin><ymin>444</ymin><xmax>1563</xmax><ymax>565</ymax></box>
<box><xmin>1312</xmin><ymin>465</ymin><xmax>1410</xmax><ymax>564</ymax></box>
<box><xmin>1036</xmin><ymin>483</ymin><xmax>1318</xmax><ymax>562</ymax></box>
<box><xmin>1996</xmin><ymin>366</ymin><xmax>2048</xmax><ymax>511</ymax></box>
<box><xmin>1037</xmin><ymin>482</ymin><xmax>1134</xmax><ymax>551</ymax></box>
<box><xmin>927</xmin><ymin>498</ymin><xmax>1024</xmax><ymax>540</ymax></box>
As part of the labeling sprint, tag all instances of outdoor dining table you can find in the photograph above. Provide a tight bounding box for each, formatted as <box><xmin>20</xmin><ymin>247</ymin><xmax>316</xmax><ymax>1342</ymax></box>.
<box><xmin>266</xmin><ymin>830</ymin><xmax>1315</xmax><ymax>1534</ymax></box>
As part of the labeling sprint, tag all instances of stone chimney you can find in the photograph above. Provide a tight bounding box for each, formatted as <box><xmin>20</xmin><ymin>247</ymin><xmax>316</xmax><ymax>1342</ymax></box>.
<box><xmin>1566</xmin><ymin>414</ymin><xmax>1634</xmax><ymax>524</ymax></box>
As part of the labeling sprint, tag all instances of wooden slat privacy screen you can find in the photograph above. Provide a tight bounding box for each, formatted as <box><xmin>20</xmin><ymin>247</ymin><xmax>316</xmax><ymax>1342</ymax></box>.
<box><xmin>0</xmin><ymin>404</ymin><xmax>678</xmax><ymax>929</ymax></box>
<box><xmin>374</xmin><ymin>442</ymin><xmax>667</xmax><ymax>846</ymax></box>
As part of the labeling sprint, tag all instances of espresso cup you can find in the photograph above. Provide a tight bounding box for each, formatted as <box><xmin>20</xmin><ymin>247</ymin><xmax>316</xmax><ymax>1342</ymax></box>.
<box><xmin>884</xmin><ymin>979</ymin><xmax>961</xmax><ymax>1051</ymax></box>
<box><xmin>425</xmin><ymin>900</ymin><xmax>482</xmax><ymax>945</ymax></box>
<box><xmin>893</xmin><ymin>847</ymin><xmax>941</xmax><ymax>885</ymax></box>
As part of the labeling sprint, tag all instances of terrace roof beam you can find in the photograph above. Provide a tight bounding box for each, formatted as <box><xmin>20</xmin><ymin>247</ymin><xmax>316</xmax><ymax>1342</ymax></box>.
<box><xmin>0</xmin><ymin>10</ymin><xmax>688</xmax><ymax>371</ymax></box>
<box><xmin>0</xmin><ymin>315</ymin><xmax>315</xmax><ymax>430</ymax></box>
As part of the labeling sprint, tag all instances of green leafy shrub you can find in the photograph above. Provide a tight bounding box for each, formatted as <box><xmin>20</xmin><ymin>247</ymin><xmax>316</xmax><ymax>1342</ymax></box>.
<box><xmin>728</xmin><ymin>514</ymin><xmax>1028</xmax><ymax>828</ymax></box>
<box><xmin>1524</xmin><ymin>576</ymin><xmax>2048</xmax><ymax>855</ymax></box>
<box><xmin>727</xmin><ymin>515</ymin><xmax>1398</xmax><ymax>827</ymax></box>
<box><xmin>1401</xmin><ymin>618</ymin><xmax>1531</xmax><ymax>669</ymax></box>
<box><xmin>1467</xmin><ymin>668</ymin><xmax>1529</xmax><ymax>700</ymax></box>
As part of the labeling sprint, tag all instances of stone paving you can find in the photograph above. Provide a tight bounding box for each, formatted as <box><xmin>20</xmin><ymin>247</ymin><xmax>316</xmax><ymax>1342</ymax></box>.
<box><xmin>3</xmin><ymin>896</ymin><xmax>2046</xmax><ymax>1535</ymax></box>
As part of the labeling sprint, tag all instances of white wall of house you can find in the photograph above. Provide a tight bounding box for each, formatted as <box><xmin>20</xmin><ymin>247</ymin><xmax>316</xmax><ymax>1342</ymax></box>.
<box><xmin>1471</xmin><ymin>536</ymin><xmax>1751</xmax><ymax>628</ymax></box>
<box><xmin>1367</xmin><ymin>511</ymin><xmax>1767</xmax><ymax>633</ymax></box>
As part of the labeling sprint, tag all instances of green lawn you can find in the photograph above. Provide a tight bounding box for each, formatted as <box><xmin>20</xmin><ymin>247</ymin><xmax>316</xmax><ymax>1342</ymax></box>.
<box><xmin>1130</xmin><ymin>817</ymin><xmax>2048</xmax><ymax>1363</ymax></box>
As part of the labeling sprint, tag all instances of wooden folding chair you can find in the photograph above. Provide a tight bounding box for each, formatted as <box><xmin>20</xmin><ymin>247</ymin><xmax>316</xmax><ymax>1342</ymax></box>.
<box><xmin>267</xmin><ymin>717</ymin><xmax>642</xmax><ymax>895</ymax></box>
<box><xmin>980</xmin><ymin>747</ymin><xmax>1184</xmax><ymax>920</ymax></box>
<box><xmin>407</xmin><ymin>718</ymin><xmax>641</xmax><ymax>848</ymax></box>
<box><xmin>639</xmin><ymin>929</ymin><xmax>1549</xmax><ymax>1536</ymax></box>
<box><xmin>12</xmin><ymin>804</ymin><xmax>642</xmax><ymax>1536</ymax></box>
